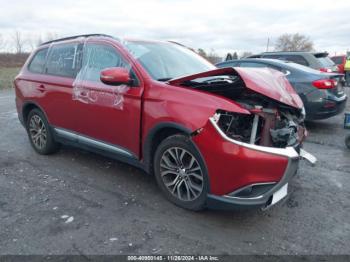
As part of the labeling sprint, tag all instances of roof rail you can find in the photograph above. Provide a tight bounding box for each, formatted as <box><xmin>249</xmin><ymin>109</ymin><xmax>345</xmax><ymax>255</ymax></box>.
<box><xmin>40</xmin><ymin>34</ymin><xmax>115</xmax><ymax>46</ymax></box>
<box><xmin>262</xmin><ymin>51</ymin><xmax>309</xmax><ymax>53</ymax></box>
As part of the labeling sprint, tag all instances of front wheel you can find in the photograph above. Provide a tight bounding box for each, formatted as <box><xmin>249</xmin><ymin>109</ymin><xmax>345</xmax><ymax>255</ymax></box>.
<box><xmin>153</xmin><ymin>134</ymin><xmax>209</xmax><ymax>211</ymax></box>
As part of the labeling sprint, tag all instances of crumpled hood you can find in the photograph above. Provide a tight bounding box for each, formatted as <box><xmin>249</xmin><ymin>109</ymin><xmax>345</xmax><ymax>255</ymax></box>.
<box><xmin>168</xmin><ymin>67</ymin><xmax>303</xmax><ymax>109</ymax></box>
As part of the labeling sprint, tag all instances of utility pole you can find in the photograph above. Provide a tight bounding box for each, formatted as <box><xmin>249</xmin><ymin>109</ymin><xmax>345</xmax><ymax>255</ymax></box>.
<box><xmin>266</xmin><ymin>37</ymin><xmax>270</xmax><ymax>52</ymax></box>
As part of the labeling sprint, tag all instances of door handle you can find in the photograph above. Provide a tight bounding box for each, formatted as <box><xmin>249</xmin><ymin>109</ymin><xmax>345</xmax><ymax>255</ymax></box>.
<box><xmin>37</xmin><ymin>84</ymin><xmax>46</xmax><ymax>92</ymax></box>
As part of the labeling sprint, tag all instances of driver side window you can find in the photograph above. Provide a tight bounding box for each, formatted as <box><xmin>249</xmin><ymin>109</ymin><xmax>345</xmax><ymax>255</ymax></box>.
<box><xmin>79</xmin><ymin>43</ymin><xmax>130</xmax><ymax>82</ymax></box>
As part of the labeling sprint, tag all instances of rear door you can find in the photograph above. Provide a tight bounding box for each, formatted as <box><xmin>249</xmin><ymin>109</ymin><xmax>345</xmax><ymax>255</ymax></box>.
<box><xmin>26</xmin><ymin>41</ymin><xmax>83</xmax><ymax>132</ymax></box>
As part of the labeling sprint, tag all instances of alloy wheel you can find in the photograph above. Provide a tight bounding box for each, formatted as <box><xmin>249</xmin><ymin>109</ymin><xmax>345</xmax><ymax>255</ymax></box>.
<box><xmin>28</xmin><ymin>115</ymin><xmax>47</xmax><ymax>150</ymax></box>
<box><xmin>160</xmin><ymin>147</ymin><xmax>204</xmax><ymax>201</ymax></box>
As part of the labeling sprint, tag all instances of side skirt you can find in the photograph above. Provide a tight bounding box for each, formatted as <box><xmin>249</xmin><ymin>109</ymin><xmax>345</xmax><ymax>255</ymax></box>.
<box><xmin>52</xmin><ymin>127</ymin><xmax>147</xmax><ymax>172</ymax></box>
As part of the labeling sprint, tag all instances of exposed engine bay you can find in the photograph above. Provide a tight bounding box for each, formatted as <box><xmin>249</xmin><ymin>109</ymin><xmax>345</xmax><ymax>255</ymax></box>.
<box><xmin>181</xmin><ymin>74</ymin><xmax>306</xmax><ymax>148</ymax></box>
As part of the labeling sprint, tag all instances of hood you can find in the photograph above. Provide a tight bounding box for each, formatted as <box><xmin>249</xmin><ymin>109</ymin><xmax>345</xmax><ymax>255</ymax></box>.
<box><xmin>168</xmin><ymin>67</ymin><xmax>303</xmax><ymax>109</ymax></box>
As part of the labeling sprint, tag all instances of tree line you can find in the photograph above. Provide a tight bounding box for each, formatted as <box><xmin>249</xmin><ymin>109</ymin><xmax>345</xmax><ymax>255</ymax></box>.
<box><xmin>0</xmin><ymin>31</ymin><xmax>315</xmax><ymax>63</ymax></box>
<box><xmin>0</xmin><ymin>31</ymin><xmax>60</xmax><ymax>54</ymax></box>
<box><xmin>199</xmin><ymin>33</ymin><xmax>314</xmax><ymax>62</ymax></box>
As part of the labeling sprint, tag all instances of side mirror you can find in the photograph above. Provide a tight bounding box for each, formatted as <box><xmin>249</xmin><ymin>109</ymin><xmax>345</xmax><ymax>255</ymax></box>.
<box><xmin>100</xmin><ymin>67</ymin><xmax>131</xmax><ymax>85</ymax></box>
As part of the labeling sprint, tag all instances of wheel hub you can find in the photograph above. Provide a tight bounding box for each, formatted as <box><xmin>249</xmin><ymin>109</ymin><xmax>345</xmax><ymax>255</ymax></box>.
<box><xmin>160</xmin><ymin>147</ymin><xmax>204</xmax><ymax>201</ymax></box>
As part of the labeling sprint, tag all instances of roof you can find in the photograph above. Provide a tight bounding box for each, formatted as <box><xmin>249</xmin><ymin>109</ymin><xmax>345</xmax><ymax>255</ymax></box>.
<box><xmin>40</xmin><ymin>34</ymin><xmax>116</xmax><ymax>46</ymax></box>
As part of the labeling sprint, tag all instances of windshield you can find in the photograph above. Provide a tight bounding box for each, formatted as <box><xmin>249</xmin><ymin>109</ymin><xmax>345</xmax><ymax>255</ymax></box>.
<box><xmin>123</xmin><ymin>41</ymin><xmax>215</xmax><ymax>80</ymax></box>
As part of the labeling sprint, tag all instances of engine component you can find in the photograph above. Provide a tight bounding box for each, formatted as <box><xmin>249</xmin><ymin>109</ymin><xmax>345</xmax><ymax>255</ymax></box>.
<box><xmin>215</xmin><ymin>107</ymin><xmax>303</xmax><ymax>149</ymax></box>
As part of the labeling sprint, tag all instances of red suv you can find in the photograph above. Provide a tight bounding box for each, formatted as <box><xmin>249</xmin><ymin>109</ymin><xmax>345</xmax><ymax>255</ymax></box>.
<box><xmin>331</xmin><ymin>55</ymin><xmax>346</xmax><ymax>74</ymax></box>
<box><xmin>15</xmin><ymin>34</ymin><xmax>315</xmax><ymax>211</ymax></box>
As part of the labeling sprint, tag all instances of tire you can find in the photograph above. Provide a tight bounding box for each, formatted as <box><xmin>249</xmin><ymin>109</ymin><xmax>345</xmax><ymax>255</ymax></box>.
<box><xmin>26</xmin><ymin>108</ymin><xmax>60</xmax><ymax>155</ymax></box>
<box><xmin>346</xmin><ymin>135</ymin><xmax>350</xmax><ymax>150</ymax></box>
<box><xmin>153</xmin><ymin>134</ymin><xmax>209</xmax><ymax>211</ymax></box>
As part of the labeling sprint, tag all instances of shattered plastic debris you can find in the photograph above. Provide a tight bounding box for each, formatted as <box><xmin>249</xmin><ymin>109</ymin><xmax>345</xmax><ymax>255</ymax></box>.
<box><xmin>61</xmin><ymin>215</ymin><xmax>74</xmax><ymax>223</ymax></box>
<box><xmin>65</xmin><ymin>216</ymin><xmax>74</xmax><ymax>224</ymax></box>
<box><xmin>109</xmin><ymin>238</ymin><xmax>118</xmax><ymax>242</ymax></box>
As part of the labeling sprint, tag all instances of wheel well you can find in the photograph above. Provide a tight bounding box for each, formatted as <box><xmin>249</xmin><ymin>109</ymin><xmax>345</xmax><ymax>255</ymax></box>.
<box><xmin>22</xmin><ymin>103</ymin><xmax>40</xmax><ymax>124</ymax></box>
<box><xmin>144</xmin><ymin>126</ymin><xmax>189</xmax><ymax>174</ymax></box>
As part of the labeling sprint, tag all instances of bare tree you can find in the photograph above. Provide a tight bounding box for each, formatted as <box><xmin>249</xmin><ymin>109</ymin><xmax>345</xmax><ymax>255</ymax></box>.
<box><xmin>44</xmin><ymin>32</ymin><xmax>59</xmax><ymax>42</ymax></box>
<box><xmin>28</xmin><ymin>34</ymin><xmax>39</xmax><ymax>51</ymax></box>
<box><xmin>240</xmin><ymin>51</ymin><xmax>253</xmax><ymax>58</ymax></box>
<box><xmin>206</xmin><ymin>49</ymin><xmax>222</xmax><ymax>64</ymax></box>
<box><xmin>275</xmin><ymin>33</ymin><xmax>314</xmax><ymax>51</ymax></box>
<box><xmin>36</xmin><ymin>35</ymin><xmax>44</xmax><ymax>46</ymax></box>
<box><xmin>197</xmin><ymin>48</ymin><xmax>207</xmax><ymax>58</ymax></box>
<box><xmin>12</xmin><ymin>31</ymin><xmax>26</xmax><ymax>54</ymax></box>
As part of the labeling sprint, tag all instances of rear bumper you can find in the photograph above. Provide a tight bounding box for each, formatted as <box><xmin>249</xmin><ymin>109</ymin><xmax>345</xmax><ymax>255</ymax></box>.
<box><xmin>305</xmin><ymin>94</ymin><xmax>347</xmax><ymax>120</ymax></box>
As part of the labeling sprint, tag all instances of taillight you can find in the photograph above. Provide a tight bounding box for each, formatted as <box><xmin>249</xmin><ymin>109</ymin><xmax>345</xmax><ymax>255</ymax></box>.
<box><xmin>319</xmin><ymin>68</ymin><xmax>332</xmax><ymax>73</ymax></box>
<box><xmin>312</xmin><ymin>79</ymin><xmax>336</xmax><ymax>89</ymax></box>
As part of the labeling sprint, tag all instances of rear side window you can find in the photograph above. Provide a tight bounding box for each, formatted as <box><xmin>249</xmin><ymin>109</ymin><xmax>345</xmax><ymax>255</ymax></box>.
<box><xmin>262</xmin><ymin>54</ymin><xmax>280</xmax><ymax>59</ymax></box>
<box><xmin>263</xmin><ymin>54</ymin><xmax>309</xmax><ymax>66</ymax></box>
<box><xmin>28</xmin><ymin>48</ymin><xmax>48</xmax><ymax>73</ymax></box>
<box><xmin>46</xmin><ymin>43</ymin><xmax>80</xmax><ymax>78</ymax></box>
<box><xmin>239</xmin><ymin>62</ymin><xmax>287</xmax><ymax>74</ymax></box>
<box><xmin>282</xmin><ymin>55</ymin><xmax>309</xmax><ymax>66</ymax></box>
<box><xmin>239</xmin><ymin>62</ymin><xmax>267</xmax><ymax>68</ymax></box>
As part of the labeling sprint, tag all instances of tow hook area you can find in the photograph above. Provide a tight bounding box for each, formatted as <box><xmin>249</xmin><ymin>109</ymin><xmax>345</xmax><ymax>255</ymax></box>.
<box><xmin>299</xmin><ymin>148</ymin><xmax>317</xmax><ymax>166</ymax></box>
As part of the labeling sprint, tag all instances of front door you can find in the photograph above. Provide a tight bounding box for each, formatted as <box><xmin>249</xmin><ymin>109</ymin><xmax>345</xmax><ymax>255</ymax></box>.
<box><xmin>71</xmin><ymin>41</ymin><xmax>143</xmax><ymax>157</ymax></box>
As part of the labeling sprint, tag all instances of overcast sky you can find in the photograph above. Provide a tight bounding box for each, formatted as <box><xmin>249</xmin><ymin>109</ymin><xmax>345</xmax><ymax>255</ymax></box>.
<box><xmin>0</xmin><ymin>0</ymin><xmax>349</xmax><ymax>56</ymax></box>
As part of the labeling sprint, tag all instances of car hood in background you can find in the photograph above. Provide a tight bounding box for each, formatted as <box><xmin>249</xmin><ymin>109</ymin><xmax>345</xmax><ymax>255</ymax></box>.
<box><xmin>168</xmin><ymin>67</ymin><xmax>303</xmax><ymax>109</ymax></box>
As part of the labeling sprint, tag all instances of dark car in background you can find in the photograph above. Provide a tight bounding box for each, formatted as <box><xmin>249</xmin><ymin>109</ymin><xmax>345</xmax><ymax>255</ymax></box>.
<box><xmin>216</xmin><ymin>58</ymin><xmax>347</xmax><ymax>120</ymax></box>
<box><xmin>331</xmin><ymin>55</ymin><xmax>346</xmax><ymax>74</ymax></box>
<box><xmin>247</xmin><ymin>51</ymin><xmax>339</xmax><ymax>73</ymax></box>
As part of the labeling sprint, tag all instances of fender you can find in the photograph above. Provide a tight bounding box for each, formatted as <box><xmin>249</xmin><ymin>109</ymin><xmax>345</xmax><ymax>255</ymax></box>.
<box><xmin>21</xmin><ymin>100</ymin><xmax>50</xmax><ymax>126</ymax></box>
<box><xmin>142</xmin><ymin>122</ymin><xmax>192</xmax><ymax>174</ymax></box>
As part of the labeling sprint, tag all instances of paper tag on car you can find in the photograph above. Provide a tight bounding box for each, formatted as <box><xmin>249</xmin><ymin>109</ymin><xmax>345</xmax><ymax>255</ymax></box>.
<box><xmin>271</xmin><ymin>183</ymin><xmax>288</xmax><ymax>205</ymax></box>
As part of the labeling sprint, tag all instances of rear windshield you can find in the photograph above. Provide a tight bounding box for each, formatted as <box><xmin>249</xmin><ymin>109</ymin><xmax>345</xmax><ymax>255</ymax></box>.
<box><xmin>317</xmin><ymin>57</ymin><xmax>335</xmax><ymax>67</ymax></box>
<box><xmin>331</xmin><ymin>56</ymin><xmax>344</xmax><ymax>65</ymax></box>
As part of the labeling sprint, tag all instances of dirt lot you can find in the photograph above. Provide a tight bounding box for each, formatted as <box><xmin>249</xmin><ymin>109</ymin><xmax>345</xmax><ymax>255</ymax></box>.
<box><xmin>0</xmin><ymin>87</ymin><xmax>349</xmax><ymax>255</ymax></box>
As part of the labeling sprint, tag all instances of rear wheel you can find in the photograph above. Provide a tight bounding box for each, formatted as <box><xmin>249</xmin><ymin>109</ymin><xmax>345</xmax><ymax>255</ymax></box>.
<box><xmin>26</xmin><ymin>109</ymin><xmax>60</xmax><ymax>154</ymax></box>
<box><xmin>154</xmin><ymin>134</ymin><xmax>209</xmax><ymax>211</ymax></box>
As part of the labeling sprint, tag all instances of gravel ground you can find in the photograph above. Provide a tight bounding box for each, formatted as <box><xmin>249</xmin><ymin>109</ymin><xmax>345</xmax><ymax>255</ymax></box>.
<box><xmin>0</xmin><ymin>87</ymin><xmax>349</xmax><ymax>255</ymax></box>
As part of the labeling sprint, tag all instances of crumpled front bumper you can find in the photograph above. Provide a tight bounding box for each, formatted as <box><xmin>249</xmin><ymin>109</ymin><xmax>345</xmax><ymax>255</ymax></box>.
<box><xmin>192</xmin><ymin>117</ymin><xmax>316</xmax><ymax>210</ymax></box>
<box><xmin>206</xmin><ymin>153</ymin><xmax>299</xmax><ymax>210</ymax></box>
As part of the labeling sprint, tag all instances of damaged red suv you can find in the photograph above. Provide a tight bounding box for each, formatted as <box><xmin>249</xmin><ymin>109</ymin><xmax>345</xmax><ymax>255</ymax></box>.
<box><xmin>15</xmin><ymin>34</ymin><xmax>316</xmax><ymax>211</ymax></box>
